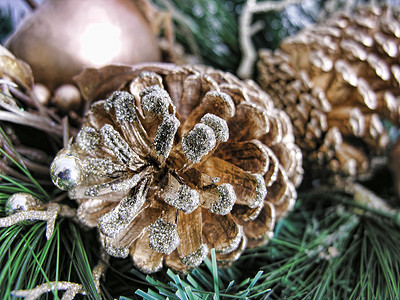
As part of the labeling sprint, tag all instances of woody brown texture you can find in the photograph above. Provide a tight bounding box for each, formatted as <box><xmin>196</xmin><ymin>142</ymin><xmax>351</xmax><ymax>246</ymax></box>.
<box><xmin>50</xmin><ymin>63</ymin><xmax>303</xmax><ymax>273</ymax></box>
<box><xmin>258</xmin><ymin>5</ymin><xmax>399</xmax><ymax>181</ymax></box>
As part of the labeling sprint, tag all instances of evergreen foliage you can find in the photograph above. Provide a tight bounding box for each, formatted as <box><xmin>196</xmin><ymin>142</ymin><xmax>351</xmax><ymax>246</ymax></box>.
<box><xmin>0</xmin><ymin>7</ymin><xmax>13</xmax><ymax>44</ymax></box>
<box><xmin>0</xmin><ymin>1</ymin><xmax>399</xmax><ymax>299</ymax></box>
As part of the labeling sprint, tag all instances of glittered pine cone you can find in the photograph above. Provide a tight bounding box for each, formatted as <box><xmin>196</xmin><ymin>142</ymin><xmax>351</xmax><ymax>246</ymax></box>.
<box><xmin>258</xmin><ymin>5</ymin><xmax>399</xmax><ymax>181</ymax></box>
<box><xmin>50</xmin><ymin>63</ymin><xmax>303</xmax><ymax>273</ymax></box>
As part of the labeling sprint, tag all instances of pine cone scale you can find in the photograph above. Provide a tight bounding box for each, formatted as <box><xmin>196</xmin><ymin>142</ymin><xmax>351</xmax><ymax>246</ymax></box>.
<box><xmin>214</xmin><ymin>140</ymin><xmax>270</xmax><ymax>175</ymax></box>
<box><xmin>176</xmin><ymin>209</ymin><xmax>204</xmax><ymax>259</ymax></box>
<box><xmin>130</xmin><ymin>231</ymin><xmax>164</xmax><ymax>273</ymax></box>
<box><xmin>241</xmin><ymin>202</ymin><xmax>275</xmax><ymax>248</ymax></box>
<box><xmin>201</xmin><ymin>210</ymin><xmax>243</xmax><ymax>254</ymax></box>
<box><xmin>77</xmin><ymin>199</ymin><xmax>118</xmax><ymax>227</ymax></box>
<box><xmin>228</xmin><ymin>102</ymin><xmax>270</xmax><ymax>142</ymax></box>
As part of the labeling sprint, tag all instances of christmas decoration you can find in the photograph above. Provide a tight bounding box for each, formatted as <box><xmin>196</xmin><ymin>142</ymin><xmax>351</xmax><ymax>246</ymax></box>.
<box><xmin>49</xmin><ymin>62</ymin><xmax>303</xmax><ymax>273</ymax></box>
<box><xmin>2</xmin><ymin>1</ymin><xmax>400</xmax><ymax>299</ymax></box>
<box><xmin>52</xmin><ymin>84</ymin><xmax>82</xmax><ymax>112</ymax></box>
<box><xmin>11</xmin><ymin>259</ymin><xmax>107</xmax><ymax>300</ymax></box>
<box><xmin>6</xmin><ymin>0</ymin><xmax>164</xmax><ymax>90</ymax></box>
<box><xmin>31</xmin><ymin>83</ymin><xmax>51</xmax><ymax>105</ymax></box>
<box><xmin>0</xmin><ymin>199</ymin><xmax>73</xmax><ymax>240</ymax></box>
<box><xmin>258</xmin><ymin>5</ymin><xmax>399</xmax><ymax>182</ymax></box>
<box><xmin>5</xmin><ymin>192</ymin><xmax>41</xmax><ymax>216</ymax></box>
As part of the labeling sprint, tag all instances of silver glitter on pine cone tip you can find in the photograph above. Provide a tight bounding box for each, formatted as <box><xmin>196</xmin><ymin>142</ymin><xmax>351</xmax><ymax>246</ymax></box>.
<box><xmin>148</xmin><ymin>218</ymin><xmax>180</xmax><ymax>255</ymax></box>
<box><xmin>98</xmin><ymin>179</ymin><xmax>147</xmax><ymax>238</ymax></box>
<box><xmin>182</xmin><ymin>123</ymin><xmax>216</xmax><ymax>163</ymax></box>
<box><xmin>76</xmin><ymin>127</ymin><xmax>101</xmax><ymax>153</ymax></box>
<box><xmin>180</xmin><ymin>244</ymin><xmax>209</xmax><ymax>268</ymax></box>
<box><xmin>210</xmin><ymin>184</ymin><xmax>237</xmax><ymax>215</ymax></box>
<box><xmin>82</xmin><ymin>157</ymin><xmax>127</xmax><ymax>177</ymax></box>
<box><xmin>100</xmin><ymin>124</ymin><xmax>137</xmax><ymax>166</ymax></box>
<box><xmin>50</xmin><ymin>151</ymin><xmax>83</xmax><ymax>191</ymax></box>
<box><xmin>164</xmin><ymin>185</ymin><xmax>200</xmax><ymax>214</ymax></box>
<box><xmin>200</xmin><ymin>113</ymin><xmax>229</xmax><ymax>142</ymax></box>
<box><xmin>140</xmin><ymin>85</ymin><xmax>171</xmax><ymax>117</ymax></box>
<box><xmin>153</xmin><ymin>115</ymin><xmax>180</xmax><ymax>158</ymax></box>
<box><xmin>251</xmin><ymin>174</ymin><xmax>267</xmax><ymax>208</ymax></box>
<box><xmin>104</xmin><ymin>91</ymin><xmax>137</xmax><ymax>124</ymax></box>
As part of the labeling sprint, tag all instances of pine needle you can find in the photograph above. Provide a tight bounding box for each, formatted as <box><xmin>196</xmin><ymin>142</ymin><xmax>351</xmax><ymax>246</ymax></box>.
<box><xmin>136</xmin><ymin>249</ymin><xmax>269</xmax><ymax>299</ymax></box>
<box><xmin>61</xmin><ymin>222</ymin><xmax>101</xmax><ymax>299</ymax></box>
<box><xmin>0</xmin><ymin>127</ymin><xmax>50</xmax><ymax>201</ymax></box>
<box><xmin>0</xmin><ymin>130</ymin><xmax>104</xmax><ymax>299</ymax></box>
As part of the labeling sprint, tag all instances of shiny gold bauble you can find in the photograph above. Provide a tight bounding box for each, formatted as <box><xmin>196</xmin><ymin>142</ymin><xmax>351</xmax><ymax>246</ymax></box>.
<box><xmin>5</xmin><ymin>193</ymin><xmax>41</xmax><ymax>216</ymax></box>
<box><xmin>6</xmin><ymin>0</ymin><xmax>161</xmax><ymax>90</ymax></box>
<box><xmin>50</xmin><ymin>150</ymin><xmax>84</xmax><ymax>191</ymax></box>
<box><xmin>32</xmin><ymin>83</ymin><xmax>51</xmax><ymax>105</ymax></box>
<box><xmin>53</xmin><ymin>84</ymin><xmax>82</xmax><ymax>111</ymax></box>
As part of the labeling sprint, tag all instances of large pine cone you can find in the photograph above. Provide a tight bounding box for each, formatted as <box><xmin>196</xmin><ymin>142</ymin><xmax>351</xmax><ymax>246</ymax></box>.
<box><xmin>258</xmin><ymin>5</ymin><xmax>399</xmax><ymax>181</ymax></box>
<box><xmin>50</xmin><ymin>63</ymin><xmax>302</xmax><ymax>273</ymax></box>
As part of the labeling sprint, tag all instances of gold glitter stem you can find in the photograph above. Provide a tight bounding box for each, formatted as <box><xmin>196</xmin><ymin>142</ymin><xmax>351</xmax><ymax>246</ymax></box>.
<box><xmin>0</xmin><ymin>203</ymin><xmax>60</xmax><ymax>240</ymax></box>
<box><xmin>11</xmin><ymin>282</ymin><xmax>84</xmax><ymax>300</ymax></box>
<box><xmin>11</xmin><ymin>258</ymin><xmax>108</xmax><ymax>300</ymax></box>
<box><xmin>93</xmin><ymin>260</ymin><xmax>108</xmax><ymax>294</ymax></box>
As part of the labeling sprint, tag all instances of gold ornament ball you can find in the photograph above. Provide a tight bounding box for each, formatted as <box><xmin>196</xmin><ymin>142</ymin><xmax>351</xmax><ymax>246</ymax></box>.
<box><xmin>5</xmin><ymin>193</ymin><xmax>41</xmax><ymax>216</ymax></box>
<box><xmin>6</xmin><ymin>0</ymin><xmax>161</xmax><ymax>90</ymax></box>
<box><xmin>50</xmin><ymin>150</ymin><xmax>83</xmax><ymax>191</ymax></box>
<box><xmin>53</xmin><ymin>84</ymin><xmax>82</xmax><ymax>111</ymax></box>
<box><xmin>32</xmin><ymin>83</ymin><xmax>51</xmax><ymax>106</ymax></box>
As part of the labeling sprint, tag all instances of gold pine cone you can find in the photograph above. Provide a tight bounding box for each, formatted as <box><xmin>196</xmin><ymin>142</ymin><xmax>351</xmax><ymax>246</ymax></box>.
<box><xmin>50</xmin><ymin>63</ymin><xmax>303</xmax><ymax>273</ymax></box>
<box><xmin>258</xmin><ymin>5</ymin><xmax>399</xmax><ymax>181</ymax></box>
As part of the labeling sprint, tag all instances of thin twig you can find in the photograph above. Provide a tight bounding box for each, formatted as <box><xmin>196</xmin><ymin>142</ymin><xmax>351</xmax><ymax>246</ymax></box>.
<box><xmin>0</xmin><ymin>111</ymin><xmax>63</xmax><ymax>136</ymax></box>
<box><xmin>0</xmin><ymin>161</ymin><xmax>30</xmax><ymax>182</ymax></box>
<box><xmin>2</xmin><ymin>142</ymin><xmax>49</xmax><ymax>174</ymax></box>
<box><xmin>237</xmin><ymin>0</ymin><xmax>303</xmax><ymax>79</ymax></box>
<box><xmin>157</xmin><ymin>0</ymin><xmax>201</xmax><ymax>58</ymax></box>
<box><xmin>18</xmin><ymin>157</ymin><xmax>49</xmax><ymax>174</ymax></box>
<box><xmin>344</xmin><ymin>180</ymin><xmax>396</xmax><ymax>215</ymax></box>
<box><xmin>62</xmin><ymin>117</ymin><xmax>70</xmax><ymax>148</ymax></box>
<box><xmin>14</xmin><ymin>146</ymin><xmax>50</xmax><ymax>164</ymax></box>
<box><xmin>9</xmin><ymin>86</ymin><xmax>37</xmax><ymax>108</ymax></box>
<box><xmin>0</xmin><ymin>93</ymin><xmax>63</xmax><ymax>136</ymax></box>
<box><xmin>23</xmin><ymin>0</ymin><xmax>38</xmax><ymax>10</ymax></box>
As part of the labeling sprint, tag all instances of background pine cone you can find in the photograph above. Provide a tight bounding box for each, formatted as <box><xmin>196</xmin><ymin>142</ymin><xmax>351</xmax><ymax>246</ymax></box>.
<box><xmin>50</xmin><ymin>63</ymin><xmax>303</xmax><ymax>273</ymax></box>
<box><xmin>258</xmin><ymin>5</ymin><xmax>399</xmax><ymax>182</ymax></box>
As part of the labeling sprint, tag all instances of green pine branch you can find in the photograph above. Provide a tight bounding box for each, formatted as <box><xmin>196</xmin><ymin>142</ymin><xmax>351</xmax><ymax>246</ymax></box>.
<box><xmin>2</xmin><ymin>133</ymin><xmax>397</xmax><ymax>299</ymax></box>
<box><xmin>0</xmin><ymin>126</ymin><xmax>103</xmax><ymax>299</ymax></box>
<box><xmin>154</xmin><ymin>0</ymin><xmax>393</xmax><ymax>76</ymax></box>
<box><xmin>128</xmin><ymin>190</ymin><xmax>400</xmax><ymax>300</ymax></box>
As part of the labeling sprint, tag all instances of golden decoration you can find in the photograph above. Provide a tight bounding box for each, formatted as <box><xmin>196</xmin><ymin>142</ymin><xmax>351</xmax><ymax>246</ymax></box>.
<box><xmin>50</xmin><ymin>62</ymin><xmax>303</xmax><ymax>273</ymax></box>
<box><xmin>6</xmin><ymin>0</ymin><xmax>164</xmax><ymax>90</ymax></box>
